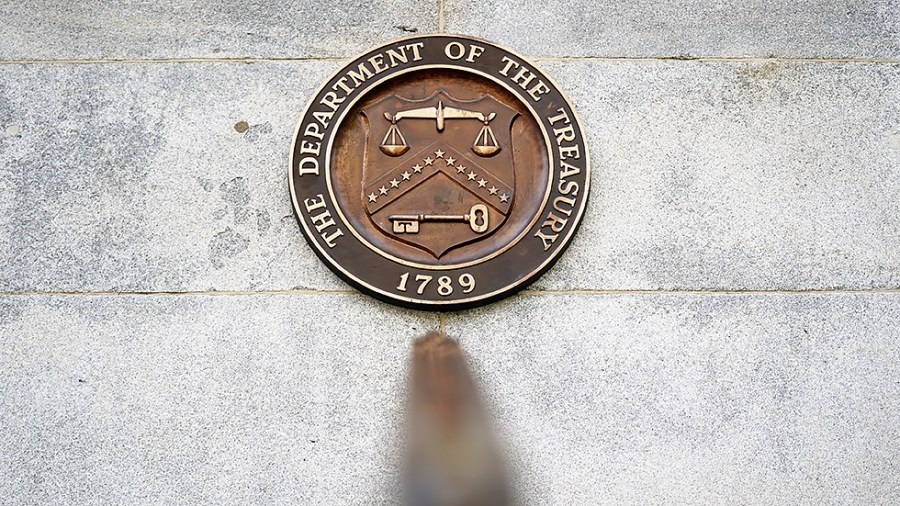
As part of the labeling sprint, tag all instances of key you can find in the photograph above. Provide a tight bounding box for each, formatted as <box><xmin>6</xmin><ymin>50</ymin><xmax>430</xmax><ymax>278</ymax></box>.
<box><xmin>390</xmin><ymin>204</ymin><xmax>489</xmax><ymax>234</ymax></box>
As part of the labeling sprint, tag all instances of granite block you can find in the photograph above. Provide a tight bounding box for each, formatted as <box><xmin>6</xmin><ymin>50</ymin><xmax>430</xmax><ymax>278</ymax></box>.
<box><xmin>532</xmin><ymin>60</ymin><xmax>900</xmax><ymax>291</ymax></box>
<box><xmin>3</xmin><ymin>293</ymin><xmax>897</xmax><ymax>504</ymax></box>
<box><xmin>445</xmin><ymin>0</ymin><xmax>900</xmax><ymax>58</ymax></box>
<box><xmin>0</xmin><ymin>0</ymin><xmax>438</xmax><ymax>60</ymax></box>
<box><xmin>0</xmin><ymin>61</ymin><xmax>346</xmax><ymax>292</ymax></box>
<box><xmin>1</xmin><ymin>61</ymin><xmax>897</xmax><ymax>293</ymax></box>
<box><xmin>445</xmin><ymin>293</ymin><xmax>900</xmax><ymax>505</ymax></box>
<box><xmin>0</xmin><ymin>294</ymin><xmax>437</xmax><ymax>505</ymax></box>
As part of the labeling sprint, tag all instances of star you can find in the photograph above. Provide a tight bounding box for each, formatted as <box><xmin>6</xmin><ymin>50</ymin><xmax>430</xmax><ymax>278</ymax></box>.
<box><xmin>434</xmin><ymin>149</ymin><xmax>445</xmax><ymax>158</ymax></box>
<box><xmin>390</xmin><ymin>178</ymin><xmax>400</xmax><ymax>188</ymax></box>
<box><xmin>477</xmin><ymin>178</ymin><xmax>487</xmax><ymax>187</ymax></box>
<box><xmin>401</xmin><ymin>171</ymin><xmax>411</xmax><ymax>180</ymax></box>
<box><xmin>379</xmin><ymin>185</ymin><xmax>388</xmax><ymax>195</ymax></box>
<box><xmin>467</xmin><ymin>171</ymin><xmax>477</xmax><ymax>181</ymax></box>
<box><xmin>423</xmin><ymin>156</ymin><xmax>434</xmax><ymax>166</ymax></box>
<box><xmin>456</xmin><ymin>165</ymin><xmax>466</xmax><ymax>174</ymax></box>
<box><xmin>445</xmin><ymin>156</ymin><xmax>456</xmax><ymax>165</ymax></box>
<box><xmin>499</xmin><ymin>193</ymin><xmax>510</xmax><ymax>203</ymax></box>
<box><xmin>488</xmin><ymin>186</ymin><xmax>498</xmax><ymax>195</ymax></box>
<box><xmin>412</xmin><ymin>163</ymin><xmax>423</xmax><ymax>173</ymax></box>
<box><xmin>368</xmin><ymin>193</ymin><xmax>378</xmax><ymax>203</ymax></box>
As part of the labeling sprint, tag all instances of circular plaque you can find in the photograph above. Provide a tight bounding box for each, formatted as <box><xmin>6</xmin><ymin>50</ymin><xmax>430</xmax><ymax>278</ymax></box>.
<box><xmin>290</xmin><ymin>35</ymin><xmax>590</xmax><ymax>309</ymax></box>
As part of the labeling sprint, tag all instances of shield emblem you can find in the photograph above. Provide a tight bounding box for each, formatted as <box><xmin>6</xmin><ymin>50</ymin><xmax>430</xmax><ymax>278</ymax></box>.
<box><xmin>361</xmin><ymin>90</ymin><xmax>519</xmax><ymax>258</ymax></box>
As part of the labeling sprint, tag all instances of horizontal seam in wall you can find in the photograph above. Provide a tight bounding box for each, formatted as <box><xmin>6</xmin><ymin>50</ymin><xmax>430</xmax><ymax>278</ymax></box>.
<box><xmin>0</xmin><ymin>56</ymin><xmax>897</xmax><ymax>65</ymax></box>
<box><xmin>0</xmin><ymin>57</ymin><xmax>347</xmax><ymax>65</ymax></box>
<box><xmin>0</xmin><ymin>290</ymin><xmax>360</xmax><ymax>297</ymax></box>
<box><xmin>0</xmin><ymin>289</ymin><xmax>897</xmax><ymax>297</ymax></box>
<box><xmin>533</xmin><ymin>56</ymin><xmax>900</xmax><ymax>63</ymax></box>
<box><xmin>519</xmin><ymin>289</ymin><xmax>900</xmax><ymax>295</ymax></box>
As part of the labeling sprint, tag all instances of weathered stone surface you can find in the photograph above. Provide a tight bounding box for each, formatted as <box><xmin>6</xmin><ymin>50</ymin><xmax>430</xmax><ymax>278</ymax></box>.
<box><xmin>0</xmin><ymin>1</ymin><xmax>437</xmax><ymax>60</ymax></box>
<box><xmin>3</xmin><ymin>60</ymin><xmax>897</xmax><ymax>293</ymax></box>
<box><xmin>445</xmin><ymin>293</ymin><xmax>900</xmax><ymax>505</ymax></box>
<box><xmin>532</xmin><ymin>60</ymin><xmax>900</xmax><ymax>291</ymax></box>
<box><xmin>0</xmin><ymin>61</ymin><xmax>347</xmax><ymax>292</ymax></box>
<box><xmin>0</xmin><ymin>294</ymin><xmax>437</xmax><ymax>505</ymax></box>
<box><xmin>445</xmin><ymin>0</ymin><xmax>900</xmax><ymax>58</ymax></box>
<box><xmin>5</xmin><ymin>1</ymin><xmax>894</xmax><ymax>61</ymax></box>
<box><xmin>0</xmin><ymin>3</ymin><xmax>897</xmax><ymax>506</ymax></box>
<box><xmin>2</xmin><ymin>293</ymin><xmax>897</xmax><ymax>505</ymax></box>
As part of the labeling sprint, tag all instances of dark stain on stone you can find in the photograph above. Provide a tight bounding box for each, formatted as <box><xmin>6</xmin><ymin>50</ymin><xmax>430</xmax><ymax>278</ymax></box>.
<box><xmin>209</xmin><ymin>227</ymin><xmax>250</xmax><ymax>268</ymax></box>
<box><xmin>212</xmin><ymin>48</ymin><xmax>222</xmax><ymax>54</ymax></box>
<box><xmin>243</xmin><ymin>122</ymin><xmax>272</xmax><ymax>143</ymax></box>
<box><xmin>220</xmin><ymin>177</ymin><xmax>250</xmax><ymax>208</ymax></box>
<box><xmin>198</xmin><ymin>177</ymin><xmax>214</xmax><ymax>192</ymax></box>
<box><xmin>395</xmin><ymin>25</ymin><xmax>418</xmax><ymax>33</ymax></box>
<box><xmin>725</xmin><ymin>61</ymin><xmax>802</xmax><ymax>106</ymax></box>
<box><xmin>0</xmin><ymin>301</ymin><xmax>23</xmax><ymax>325</ymax></box>
<box><xmin>235</xmin><ymin>208</ymin><xmax>251</xmax><ymax>225</ymax></box>
<box><xmin>742</xmin><ymin>62</ymin><xmax>779</xmax><ymax>83</ymax></box>
<box><xmin>220</xmin><ymin>177</ymin><xmax>256</xmax><ymax>226</ymax></box>
<box><xmin>256</xmin><ymin>210</ymin><xmax>271</xmax><ymax>233</ymax></box>
<box><xmin>661</xmin><ymin>54</ymin><xmax>698</xmax><ymax>61</ymax></box>
<box><xmin>234</xmin><ymin>121</ymin><xmax>250</xmax><ymax>133</ymax></box>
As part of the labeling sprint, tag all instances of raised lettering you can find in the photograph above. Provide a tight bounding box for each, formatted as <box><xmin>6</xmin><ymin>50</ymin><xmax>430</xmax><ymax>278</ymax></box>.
<box><xmin>347</xmin><ymin>62</ymin><xmax>375</xmax><ymax>87</ymax></box>
<box><xmin>553</xmin><ymin>196</ymin><xmax>577</xmax><ymax>216</ymax></box>
<box><xmin>558</xmin><ymin>180</ymin><xmax>580</xmax><ymax>196</ymax></box>
<box><xmin>542</xmin><ymin>212</ymin><xmax>568</xmax><ymax>233</ymax></box>
<box><xmin>310</xmin><ymin>209</ymin><xmax>336</xmax><ymax>233</ymax></box>
<box><xmin>304</xmin><ymin>195</ymin><xmax>327</xmax><ymax>212</ymax></box>
<box><xmin>406</xmin><ymin>42</ymin><xmax>424</xmax><ymax>61</ymax></box>
<box><xmin>560</xmin><ymin>145</ymin><xmax>580</xmax><ymax>160</ymax></box>
<box><xmin>297</xmin><ymin>156</ymin><xmax>319</xmax><ymax>176</ymax></box>
<box><xmin>445</xmin><ymin>41</ymin><xmax>466</xmax><ymax>60</ymax></box>
<box><xmin>386</xmin><ymin>47</ymin><xmax>408</xmax><ymax>67</ymax></box>
<box><xmin>511</xmin><ymin>66</ymin><xmax>536</xmax><ymax>89</ymax></box>
<box><xmin>368</xmin><ymin>54</ymin><xmax>388</xmax><ymax>73</ymax></box>
<box><xmin>321</xmin><ymin>228</ymin><xmax>344</xmax><ymax>248</ymax></box>
<box><xmin>534</xmin><ymin>229</ymin><xmax>557</xmax><ymax>251</ymax></box>
<box><xmin>304</xmin><ymin>122</ymin><xmax>324</xmax><ymax>140</ymax></box>
<box><xmin>560</xmin><ymin>161</ymin><xmax>581</xmax><ymax>179</ymax></box>
<box><xmin>299</xmin><ymin>140</ymin><xmax>321</xmax><ymax>156</ymax></box>
<box><xmin>312</xmin><ymin>110</ymin><xmax>334</xmax><ymax>129</ymax></box>
<box><xmin>303</xmin><ymin>195</ymin><xmax>342</xmax><ymax>248</ymax></box>
<box><xmin>320</xmin><ymin>91</ymin><xmax>345</xmax><ymax>112</ymax></box>
<box><xmin>466</xmin><ymin>44</ymin><xmax>485</xmax><ymax>62</ymax></box>
<box><xmin>499</xmin><ymin>56</ymin><xmax>519</xmax><ymax>76</ymax></box>
<box><xmin>553</xmin><ymin>124</ymin><xmax>576</xmax><ymax>144</ymax></box>
<box><xmin>528</xmin><ymin>80</ymin><xmax>551</xmax><ymax>101</ymax></box>
<box><xmin>547</xmin><ymin>108</ymin><xmax>571</xmax><ymax>126</ymax></box>
<box><xmin>331</xmin><ymin>76</ymin><xmax>353</xmax><ymax>95</ymax></box>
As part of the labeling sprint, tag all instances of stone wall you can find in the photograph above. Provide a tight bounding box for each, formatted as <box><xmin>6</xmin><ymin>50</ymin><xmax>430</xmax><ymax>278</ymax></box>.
<box><xmin>1</xmin><ymin>1</ymin><xmax>898</xmax><ymax>504</ymax></box>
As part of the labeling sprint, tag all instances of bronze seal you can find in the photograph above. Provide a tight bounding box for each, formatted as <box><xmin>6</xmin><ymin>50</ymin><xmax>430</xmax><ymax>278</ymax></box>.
<box><xmin>290</xmin><ymin>35</ymin><xmax>590</xmax><ymax>309</ymax></box>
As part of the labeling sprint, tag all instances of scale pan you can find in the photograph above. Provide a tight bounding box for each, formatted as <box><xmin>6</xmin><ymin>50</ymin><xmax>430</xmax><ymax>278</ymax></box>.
<box><xmin>471</xmin><ymin>145</ymin><xmax>500</xmax><ymax>157</ymax></box>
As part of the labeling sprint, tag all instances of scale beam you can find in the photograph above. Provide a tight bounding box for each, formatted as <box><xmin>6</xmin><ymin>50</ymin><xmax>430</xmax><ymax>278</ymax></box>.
<box><xmin>384</xmin><ymin>100</ymin><xmax>497</xmax><ymax>132</ymax></box>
